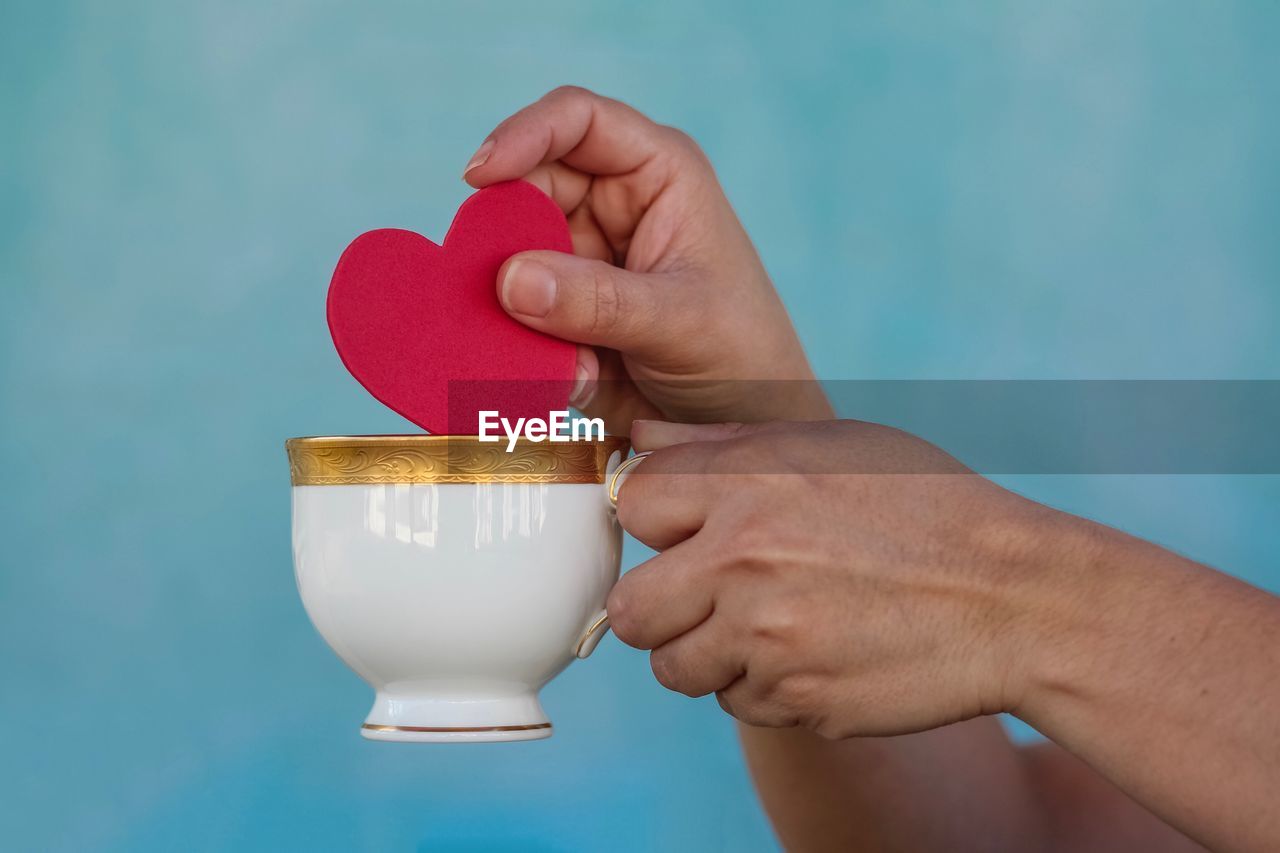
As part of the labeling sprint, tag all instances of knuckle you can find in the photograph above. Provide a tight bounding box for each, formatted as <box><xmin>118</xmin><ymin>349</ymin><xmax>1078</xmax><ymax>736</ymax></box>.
<box><xmin>738</xmin><ymin>698</ymin><xmax>798</xmax><ymax>730</ymax></box>
<box><xmin>605</xmin><ymin>587</ymin><xmax>641</xmax><ymax>646</ymax></box>
<box><xmin>729</xmin><ymin>705</ymin><xmax>766</xmax><ymax>727</ymax></box>
<box><xmin>715</xmin><ymin>518</ymin><xmax>780</xmax><ymax>581</ymax></box>
<box><xmin>754</xmin><ymin>672</ymin><xmax>848</xmax><ymax>739</ymax></box>
<box><xmin>546</xmin><ymin>84</ymin><xmax>596</xmax><ymax>103</ymax></box>
<box><xmin>719</xmin><ymin>552</ymin><xmax>773</xmax><ymax>589</ymax></box>
<box><xmin>718</xmin><ymin>549</ymin><xmax>764</xmax><ymax>583</ymax></box>
<box><xmin>802</xmin><ymin>697</ymin><xmax>859</xmax><ymax>741</ymax></box>
<box><xmin>724</xmin><ymin>675</ymin><xmax>803</xmax><ymax>729</ymax></box>
<box><xmin>809</xmin><ymin>716</ymin><xmax>848</xmax><ymax>741</ymax></box>
<box><xmin>649</xmin><ymin>650</ymin><xmax>685</xmax><ymax>694</ymax></box>
<box><xmin>613</xmin><ymin>485</ymin><xmax>643</xmax><ymax>531</ymax></box>
<box><xmin>748</xmin><ymin>598</ymin><xmax>806</xmax><ymax>646</ymax></box>
<box><xmin>659</xmin><ymin>125</ymin><xmax>706</xmax><ymax>160</ymax></box>
<box><xmin>588</xmin><ymin>268</ymin><xmax>625</xmax><ymax>337</ymax></box>
<box><xmin>725</xmin><ymin>515</ymin><xmax>776</xmax><ymax>563</ymax></box>
<box><xmin>712</xmin><ymin>436</ymin><xmax>774</xmax><ymax>477</ymax></box>
<box><xmin>772</xmin><ymin>673</ymin><xmax>820</xmax><ymax>713</ymax></box>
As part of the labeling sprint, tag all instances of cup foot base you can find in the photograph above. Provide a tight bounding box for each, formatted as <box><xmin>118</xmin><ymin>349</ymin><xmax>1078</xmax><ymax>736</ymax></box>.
<box><xmin>360</xmin><ymin>722</ymin><xmax>552</xmax><ymax>743</ymax></box>
<box><xmin>361</xmin><ymin>689</ymin><xmax>553</xmax><ymax>742</ymax></box>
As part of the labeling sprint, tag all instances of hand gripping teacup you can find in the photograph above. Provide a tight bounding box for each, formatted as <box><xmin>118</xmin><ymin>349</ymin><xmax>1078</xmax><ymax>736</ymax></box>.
<box><xmin>286</xmin><ymin>435</ymin><xmax>636</xmax><ymax>742</ymax></box>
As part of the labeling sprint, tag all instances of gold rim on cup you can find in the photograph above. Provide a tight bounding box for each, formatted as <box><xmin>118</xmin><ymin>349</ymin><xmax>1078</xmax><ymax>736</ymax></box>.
<box><xmin>285</xmin><ymin>434</ymin><xmax>631</xmax><ymax>486</ymax></box>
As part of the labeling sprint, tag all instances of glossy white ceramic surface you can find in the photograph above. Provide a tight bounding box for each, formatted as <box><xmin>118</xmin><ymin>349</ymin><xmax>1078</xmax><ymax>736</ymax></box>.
<box><xmin>291</xmin><ymin>479</ymin><xmax>623</xmax><ymax>742</ymax></box>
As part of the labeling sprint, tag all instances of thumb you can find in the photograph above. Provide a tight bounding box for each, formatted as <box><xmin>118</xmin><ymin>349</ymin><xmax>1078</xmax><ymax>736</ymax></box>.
<box><xmin>497</xmin><ymin>251</ymin><xmax>679</xmax><ymax>354</ymax></box>
<box><xmin>631</xmin><ymin>420</ymin><xmax>773</xmax><ymax>452</ymax></box>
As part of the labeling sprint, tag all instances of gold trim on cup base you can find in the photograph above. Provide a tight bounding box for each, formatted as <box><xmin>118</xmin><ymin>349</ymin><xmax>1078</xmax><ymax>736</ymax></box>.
<box><xmin>361</xmin><ymin>722</ymin><xmax>552</xmax><ymax>733</ymax></box>
<box><xmin>286</xmin><ymin>435</ymin><xmax>630</xmax><ymax>486</ymax></box>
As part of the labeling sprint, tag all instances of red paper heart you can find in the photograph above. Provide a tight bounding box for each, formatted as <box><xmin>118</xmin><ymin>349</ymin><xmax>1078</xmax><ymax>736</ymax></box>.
<box><xmin>327</xmin><ymin>180</ymin><xmax>576</xmax><ymax>434</ymax></box>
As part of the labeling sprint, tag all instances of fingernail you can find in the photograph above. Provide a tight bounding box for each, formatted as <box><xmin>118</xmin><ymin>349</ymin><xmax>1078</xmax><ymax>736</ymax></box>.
<box><xmin>570</xmin><ymin>360</ymin><xmax>593</xmax><ymax>407</ymax></box>
<box><xmin>501</xmin><ymin>260</ymin><xmax>557</xmax><ymax>318</ymax></box>
<box><xmin>462</xmin><ymin>139</ymin><xmax>494</xmax><ymax>178</ymax></box>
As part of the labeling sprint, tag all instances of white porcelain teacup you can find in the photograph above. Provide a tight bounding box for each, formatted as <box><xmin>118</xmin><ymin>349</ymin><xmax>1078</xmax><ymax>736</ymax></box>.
<box><xmin>286</xmin><ymin>434</ymin><xmax>632</xmax><ymax>742</ymax></box>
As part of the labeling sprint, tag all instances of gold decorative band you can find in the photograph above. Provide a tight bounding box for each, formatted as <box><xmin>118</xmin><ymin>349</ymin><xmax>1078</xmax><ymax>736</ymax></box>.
<box><xmin>286</xmin><ymin>435</ymin><xmax>630</xmax><ymax>486</ymax></box>
<box><xmin>361</xmin><ymin>722</ymin><xmax>552</xmax><ymax>733</ymax></box>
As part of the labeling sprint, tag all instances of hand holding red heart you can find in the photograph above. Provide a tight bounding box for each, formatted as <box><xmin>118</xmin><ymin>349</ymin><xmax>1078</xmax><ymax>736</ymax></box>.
<box><xmin>464</xmin><ymin>86</ymin><xmax>834</xmax><ymax>430</ymax></box>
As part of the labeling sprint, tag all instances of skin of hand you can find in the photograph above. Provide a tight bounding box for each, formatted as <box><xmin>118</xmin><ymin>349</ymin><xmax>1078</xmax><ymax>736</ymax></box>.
<box><xmin>613</xmin><ymin>418</ymin><xmax>1280</xmax><ymax>853</ymax></box>
<box><xmin>611</xmin><ymin>418</ymin><xmax>1055</xmax><ymax>739</ymax></box>
<box><xmin>462</xmin><ymin>86</ymin><xmax>832</xmax><ymax>432</ymax></box>
<box><xmin>466</xmin><ymin>89</ymin><xmax>1230</xmax><ymax>852</ymax></box>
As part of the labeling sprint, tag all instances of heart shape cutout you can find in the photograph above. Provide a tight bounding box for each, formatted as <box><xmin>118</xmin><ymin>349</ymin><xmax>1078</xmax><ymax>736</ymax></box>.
<box><xmin>327</xmin><ymin>180</ymin><xmax>576</xmax><ymax>434</ymax></box>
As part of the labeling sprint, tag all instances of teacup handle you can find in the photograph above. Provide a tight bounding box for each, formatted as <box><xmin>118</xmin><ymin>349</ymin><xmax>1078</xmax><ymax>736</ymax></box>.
<box><xmin>574</xmin><ymin>452</ymin><xmax>651</xmax><ymax>659</ymax></box>
<box><xmin>574</xmin><ymin>610</ymin><xmax>611</xmax><ymax>659</ymax></box>
<box><xmin>606</xmin><ymin>451</ymin><xmax>650</xmax><ymax>508</ymax></box>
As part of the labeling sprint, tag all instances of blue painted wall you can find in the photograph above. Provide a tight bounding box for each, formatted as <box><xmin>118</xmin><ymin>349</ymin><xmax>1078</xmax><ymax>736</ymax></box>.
<box><xmin>2</xmin><ymin>2</ymin><xmax>1276</xmax><ymax>850</ymax></box>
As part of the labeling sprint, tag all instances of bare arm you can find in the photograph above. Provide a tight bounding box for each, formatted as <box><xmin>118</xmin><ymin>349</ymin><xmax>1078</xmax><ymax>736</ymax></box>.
<box><xmin>614</xmin><ymin>419</ymin><xmax>1278</xmax><ymax>852</ymax></box>
<box><xmin>1013</xmin><ymin>518</ymin><xmax>1279</xmax><ymax>852</ymax></box>
<box><xmin>742</xmin><ymin>719</ymin><xmax>1047</xmax><ymax>851</ymax></box>
<box><xmin>713</xmin><ymin>398</ymin><xmax>1208</xmax><ymax>853</ymax></box>
<box><xmin>462</xmin><ymin>88</ymin><xmax>1267</xmax><ymax>852</ymax></box>
<box><xmin>736</xmin><ymin>417</ymin><xmax>1218</xmax><ymax>853</ymax></box>
<box><xmin>741</xmin><ymin>403</ymin><xmax>1060</xmax><ymax>852</ymax></box>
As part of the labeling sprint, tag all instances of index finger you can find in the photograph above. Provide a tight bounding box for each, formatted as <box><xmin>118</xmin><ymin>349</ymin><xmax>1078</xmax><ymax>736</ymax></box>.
<box><xmin>615</xmin><ymin>440</ymin><xmax>718</xmax><ymax>551</ymax></box>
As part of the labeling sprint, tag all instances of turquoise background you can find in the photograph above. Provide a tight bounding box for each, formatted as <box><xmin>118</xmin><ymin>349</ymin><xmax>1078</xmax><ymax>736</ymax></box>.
<box><xmin>2</xmin><ymin>2</ymin><xmax>1277</xmax><ymax>851</ymax></box>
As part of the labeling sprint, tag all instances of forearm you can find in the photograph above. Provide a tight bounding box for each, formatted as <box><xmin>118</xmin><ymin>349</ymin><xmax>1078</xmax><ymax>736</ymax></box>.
<box><xmin>1012</xmin><ymin>516</ymin><xmax>1280</xmax><ymax>852</ymax></box>
<box><xmin>733</xmin><ymin>462</ymin><xmax>1276</xmax><ymax>852</ymax></box>
<box><xmin>740</xmin><ymin>718</ymin><xmax>1047</xmax><ymax>851</ymax></box>
<box><xmin>735</xmin><ymin>393</ymin><xmax>1048</xmax><ymax>851</ymax></box>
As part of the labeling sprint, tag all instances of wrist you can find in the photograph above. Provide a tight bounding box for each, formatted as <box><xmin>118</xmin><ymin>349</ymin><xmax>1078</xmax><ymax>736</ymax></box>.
<box><xmin>978</xmin><ymin>498</ymin><xmax>1113</xmax><ymax>720</ymax></box>
<box><xmin>993</xmin><ymin>504</ymin><xmax>1126</xmax><ymax>722</ymax></box>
